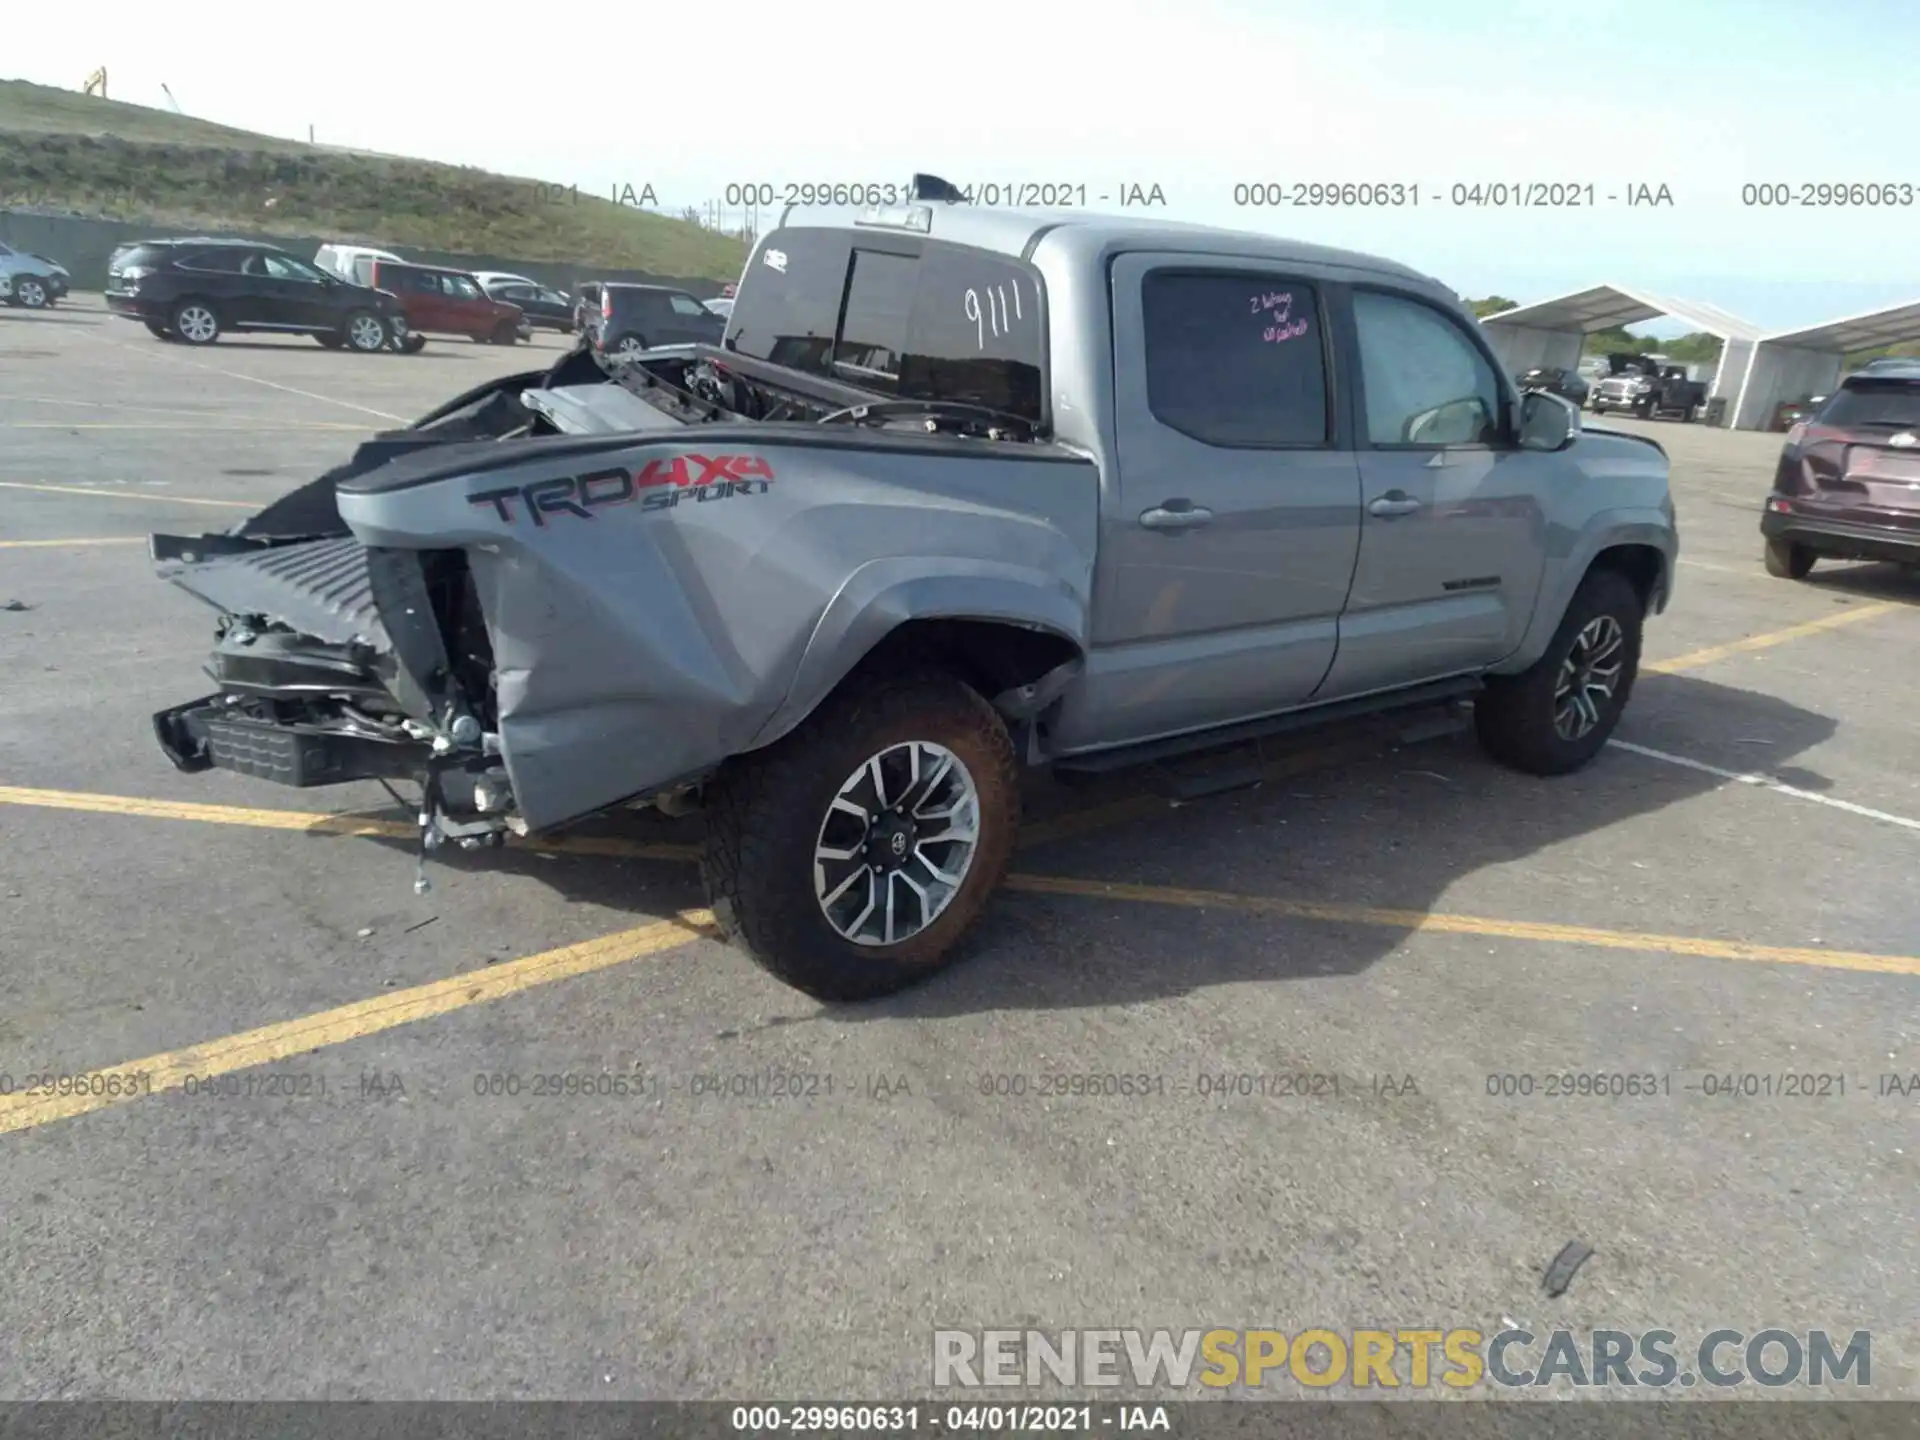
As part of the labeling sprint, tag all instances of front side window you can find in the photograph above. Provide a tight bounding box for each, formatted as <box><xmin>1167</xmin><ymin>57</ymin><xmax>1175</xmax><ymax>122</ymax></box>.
<box><xmin>668</xmin><ymin>292</ymin><xmax>709</xmax><ymax>317</ymax></box>
<box><xmin>1140</xmin><ymin>271</ymin><xmax>1329</xmax><ymax>447</ymax></box>
<box><xmin>1352</xmin><ymin>290</ymin><xmax>1502</xmax><ymax>447</ymax></box>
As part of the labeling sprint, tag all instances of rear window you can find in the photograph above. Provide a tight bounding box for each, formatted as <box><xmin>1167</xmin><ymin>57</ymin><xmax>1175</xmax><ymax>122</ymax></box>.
<box><xmin>1819</xmin><ymin>380</ymin><xmax>1920</xmax><ymax>429</ymax></box>
<box><xmin>112</xmin><ymin>244</ymin><xmax>171</xmax><ymax>270</ymax></box>
<box><xmin>727</xmin><ymin>226</ymin><xmax>1045</xmax><ymax>424</ymax></box>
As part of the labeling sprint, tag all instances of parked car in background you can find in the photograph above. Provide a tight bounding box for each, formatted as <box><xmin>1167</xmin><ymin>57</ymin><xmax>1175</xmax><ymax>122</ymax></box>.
<box><xmin>0</xmin><ymin>241</ymin><xmax>69</xmax><ymax>309</ymax></box>
<box><xmin>314</xmin><ymin>244</ymin><xmax>405</xmax><ymax>285</ymax></box>
<box><xmin>1769</xmin><ymin>394</ymin><xmax>1828</xmax><ymax>432</ymax></box>
<box><xmin>105</xmin><ymin>239</ymin><xmax>405</xmax><ymax>350</ymax></box>
<box><xmin>582</xmin><ymin>281</ymin><xmax>726</xmax><ymax>359</ymax></box>
<box><xmin>1762</xmin><ymin>365</ymin><xmax>1920</xmax><ymax>578</ymax></box>
<box><xmin>365</xmin><ymin>259</ymin><xmax>530</xmax><ymax>344</ymax></box>
<box><xmin>479</xmin><ymin>277</ymin><xmax>575</xmax><ymax>332</ymax></box>
<box><xmin>471</xmin><ymin>271</ymin><xmax>542</xmax><ymax>291</ymax></box>
<box><xmin>702</xmin><ymin>296</ymin><xmax>734</xmax><ymax>319</ymax></box>
<box><xmin>1516</xmin><ymin>365</ymin><xmax>1589</xmax><ymax>407</ymax></box>
<box><xmin>1589</xmin><ymin>353</ymin><xmax>1708</xmax><ymax>421</ymax></box>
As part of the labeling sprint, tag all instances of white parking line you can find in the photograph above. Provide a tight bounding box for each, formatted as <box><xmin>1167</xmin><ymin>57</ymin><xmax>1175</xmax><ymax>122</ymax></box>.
<box><xmin>75</xmin><ymin>331</ymin><xmax>404</xmax><ymax>422</ymax></box>
<box><xmin>1610</xmin><ymin>739</ymin><xmax>1920</xmax><ymax>834</ymax></box>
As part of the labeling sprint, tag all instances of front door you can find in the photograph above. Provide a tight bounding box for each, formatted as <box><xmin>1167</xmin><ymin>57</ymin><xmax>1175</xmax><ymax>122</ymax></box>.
<box><xmin>249</xmin><ymin>253</ymin><xmax>334</xmax><ymax>330</ymax></box>
<box><xmin>1313</xmin><ymin>286</ymin><xmax>1549</xmax><ymax>700</ymax></box>
<box><xmin>1050</xmin><ymin>256</ymin><xmax>1363</xmax><ymax>753</ymax></box>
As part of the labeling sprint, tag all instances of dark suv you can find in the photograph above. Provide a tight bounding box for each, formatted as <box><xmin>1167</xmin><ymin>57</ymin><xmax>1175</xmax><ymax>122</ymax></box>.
<box><xmin>106</xmin><ymin>239</ymin><xmax>405</xmax><ymax>350</ymax></box>
<box><xmin>582</xmin><ymin>282</ymin><xmax>725</xmax><ymax>360</ymax></box>
<box><xmin>1761</xmin><ymin>362</ymin><xmax>1920</xmax><ymax>578</ymax></box>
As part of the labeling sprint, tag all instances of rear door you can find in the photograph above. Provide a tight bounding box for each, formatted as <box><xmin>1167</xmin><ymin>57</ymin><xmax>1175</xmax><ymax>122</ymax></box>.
<box><xmin>663</xmin><ymin>289</ymin><xmax>724</xmax><ymax>345</ymax></box>
<box><xmin>1050</xmin><ymin>256</ymin><xmax>1363</xmax><ymax>752</ymax></box>
<box><xmin>1312</xmin><ymin>285</ymin><xmax>1548</xmax><ymax>700</ymax></box>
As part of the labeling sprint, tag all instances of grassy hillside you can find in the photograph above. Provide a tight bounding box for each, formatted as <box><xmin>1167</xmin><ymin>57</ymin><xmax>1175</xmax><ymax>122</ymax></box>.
<box><xmin>0</xmin><ymin>79</ymin><xmax>748</xmax><ymax>281</ymax></box>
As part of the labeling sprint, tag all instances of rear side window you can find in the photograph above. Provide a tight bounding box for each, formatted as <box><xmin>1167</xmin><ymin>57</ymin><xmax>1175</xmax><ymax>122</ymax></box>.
<box><xmin>113</xmin><ymin>245</ymin><xmax>170</xmax><ymax>270</ymax></box>
<box><xmin>1819</xmin><ymin>380</ymin><xmax>1920</xmax><ymax>429</ymax></box>
<box><xmin>729</xmin><ymin>226</ymin><xmax>1046</xmax><ymax>423</ymax></box>
<box><xmin>1141</xmin><ymin>271</ymin><xmax>1329</xmax><ymax>446</ymax></box>
<box><xmin>177</xmin><ymin>249</ymin><xmax>248</xmax><ymax>273</ymax></box>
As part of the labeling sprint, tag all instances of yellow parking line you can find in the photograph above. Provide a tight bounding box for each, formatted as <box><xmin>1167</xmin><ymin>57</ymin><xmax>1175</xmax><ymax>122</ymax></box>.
<box><xmin>0</xmin><ymin>481</ymin><xmax>256</xmax><ymax>509</ymax></box>
<box><xmin>0</xmin><ymin>537</ymin><xmax>149</xmax><ymax>549</ymax></box>
<box><xmin>1646</xmin><ymin>601</ymin><xmax>1900</xmax><ymax>674</ymax></box>
<box><xmin>0</xmin><ymin>912</ymin><xmax>717</xmax><ymax>1136</ymax></box>
<box><xmin>3</xmin><ymin>784</ymin><xmax>1912</xmax><ymax>979</ymax></box>
<box><xmin>1002</xmin><ymin>875</ymin><xmax>1920</xmax><ymax>977</ymax></box>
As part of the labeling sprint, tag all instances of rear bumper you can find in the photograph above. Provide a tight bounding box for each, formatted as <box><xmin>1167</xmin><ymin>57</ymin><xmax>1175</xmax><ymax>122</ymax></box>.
<box><xmin>1762</xmin><ymin>506</ymin><xmax>1920</xmax><ymax>565</ymax></box>
<box><xmin>106</xmin><ymin>293</ymin><xmax>165</xmax><ymax>321</ymax></box>
<box><xmin>154</xmin><ymin>696</ymin><xmax>428</xmax><ymax>785</ymax></box>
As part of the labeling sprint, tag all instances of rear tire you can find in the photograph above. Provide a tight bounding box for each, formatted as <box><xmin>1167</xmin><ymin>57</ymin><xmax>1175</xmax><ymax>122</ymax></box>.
<box><xmin>1475</xmin><ymin>568</ymin><xmax>1643</xmax><ymax>776</ymax></box>
<box><xmin>702</xmin><ymin>671</ymin><xmax>1020</xmax><ymax>1002</ymax></box>
<box><xmin>170</xmin><ymin>300</ymin><xmax>221</xmax><ymax>345</ymax></box>
<box><xmin>611</xmin><ymin>332</ymin><xmax>648</xmax><ymax>361</ymax></box>
<box><xmin>1763</xmin><ymin>537</ymin><xmax>1816</xmax><ymax>579</ymax></box>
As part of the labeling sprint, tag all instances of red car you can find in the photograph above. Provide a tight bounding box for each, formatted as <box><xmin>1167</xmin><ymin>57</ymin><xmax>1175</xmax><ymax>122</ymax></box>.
<box><xmin>1762</xmin><ymin>363</ymin><xmax>1920</xmax><ymax>577</ymax></box>
<box><xmin>366</xmin><ymin>259</ymin><xmax>530</xmax><ymax>345</ymax></box>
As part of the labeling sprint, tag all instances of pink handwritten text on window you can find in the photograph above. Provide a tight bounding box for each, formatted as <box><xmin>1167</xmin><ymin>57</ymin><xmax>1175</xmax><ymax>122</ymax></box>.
<box><xmin>1249</xmin><ymin>289</ymin><xmax>1310</xmax><ymax>343</ymax></box>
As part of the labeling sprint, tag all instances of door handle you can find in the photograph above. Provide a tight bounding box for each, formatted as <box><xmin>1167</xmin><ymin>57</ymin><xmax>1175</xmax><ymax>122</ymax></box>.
<box><xmin>1368</xmin><ymin>493</ymin><xmax>1424</xmax><ymax>517</ymax></box>
<box><xmin>1139</xmin><ymin>501</ymin><xmax>1214</xmax><ymax>531</ymax></box>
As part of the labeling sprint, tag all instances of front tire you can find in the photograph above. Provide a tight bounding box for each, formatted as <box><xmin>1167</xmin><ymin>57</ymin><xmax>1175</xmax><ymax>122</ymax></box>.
<box><xmin>702</xmin><ymin>672</ymin><xmax>1020</xmax><ymax>1002</ymax></box>
<box><xmin>11</xmin><ymin>276</ymin><xmax>49</xmax><ymax>309</ymax></box>
<box><xmin>1763</xmin><ymin>537</ymin><xmax>1816</xmax><ymax>579</ymax></box>
<box><xmin>491</xmin><ymin>320</ymin><xmax>519</xmax><ymax>345</ymax></box>
<box><xmin>342</xmin><ymin>311</ymin><xmax>389</xmax><ymax>352</ymax></box>
<box><xmin>1475</xmin><ymin>568</ymin><xmax>1644</xmax><ymax>776</ymax></box>
<box><xmin>170</xmin><ymin>300</ymin><xmax>221</xmax><ymax>345</ymax></box>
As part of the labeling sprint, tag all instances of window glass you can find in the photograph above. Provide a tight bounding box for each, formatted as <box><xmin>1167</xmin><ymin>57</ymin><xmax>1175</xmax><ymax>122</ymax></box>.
<box><xmin>1140</xmin><ymin>272</ymin><xmax>1328</xmax><ymax>446</ymax></box>
<box><xmin>181</xmin><ymin>249</ymin><xmax>248</xmax><ymax>273</ymax></box>
<box><xmin>255</xmin><ymin>253</ymin><xmax>324</xmax><ymax>281</ymax></box>
<box><xmin>442</xmin><ymin>274</ymin><xmax>482</xmax><ymax>299</ymax></box>
<box><xmin>668</xmin><ymin>292</ymin><xmax>710</xmax><ymax>316</ymax></box>
<box><xmin>835</xmin><ymin>249</ymin><xmax>914</xmax><ymax>382</ymax></box>
<box><xmin>1819</xmin><ymin>380</ymin><xmax>1920</xmax><ymax>429</ymax></box>
<box><xmin>1352</xmin><ymin>289</ymin><xmax>1501</xmax><ymax>446</ymax></box>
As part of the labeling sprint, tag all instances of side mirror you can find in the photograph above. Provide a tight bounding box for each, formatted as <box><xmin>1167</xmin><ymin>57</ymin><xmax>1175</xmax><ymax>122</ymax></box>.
<box><xmin>1518</xmin><ymin>389</ymin><xmax>1579</xmax><ymax>452</ymax></box>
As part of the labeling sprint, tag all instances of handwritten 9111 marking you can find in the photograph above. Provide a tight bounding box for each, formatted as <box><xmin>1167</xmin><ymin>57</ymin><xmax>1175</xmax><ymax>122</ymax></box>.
<box><xmin>468</xmin><ymin>454</ymin><xmax>776</xmax><ymax>525</ymax></box>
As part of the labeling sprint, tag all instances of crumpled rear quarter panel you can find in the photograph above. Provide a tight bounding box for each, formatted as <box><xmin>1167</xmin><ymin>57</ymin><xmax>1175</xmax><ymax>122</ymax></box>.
<box><xmin>337</xmin><ymin>431</ymin><xmax>1097</xmax><ymax>832</ymax></box>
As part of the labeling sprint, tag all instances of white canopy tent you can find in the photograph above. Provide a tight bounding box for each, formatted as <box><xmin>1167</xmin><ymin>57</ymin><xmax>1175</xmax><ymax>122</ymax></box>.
<box><xmin>1730</xmin><ymin>299</ymin><xmax>1920</xmax><ymax>430</ymax></box>
<box><xmin>1478</xmin><ymin>284</ymin><xmax>1765</xmax><ymax>427</ymax></box>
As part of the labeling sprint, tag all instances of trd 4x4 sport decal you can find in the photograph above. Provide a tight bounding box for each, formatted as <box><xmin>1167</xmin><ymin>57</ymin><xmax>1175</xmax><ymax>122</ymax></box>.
<box><xmin>468</xmin><ymin>454</ymin><xmax>776</xmax><ymax>526</ymax></box>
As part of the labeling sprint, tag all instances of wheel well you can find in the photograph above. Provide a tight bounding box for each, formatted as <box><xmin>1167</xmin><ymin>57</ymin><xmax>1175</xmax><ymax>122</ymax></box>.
<box><xmin>1589</xmin><ymin>543</ymin><xmax>1666</xmax><ymax>611</ymax></box>
<box><xmin>849</xmin><ymin>618</ymin><xmax>1082</xmax><ymax>705</ymax></box>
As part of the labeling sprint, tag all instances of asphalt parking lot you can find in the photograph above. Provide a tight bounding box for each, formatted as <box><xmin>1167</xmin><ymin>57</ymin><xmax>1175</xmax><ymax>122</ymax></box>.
<box><xmin>2</xmin><ymin>296</ymin><xmax>1917</xmax><ymax>1404</ymax></box>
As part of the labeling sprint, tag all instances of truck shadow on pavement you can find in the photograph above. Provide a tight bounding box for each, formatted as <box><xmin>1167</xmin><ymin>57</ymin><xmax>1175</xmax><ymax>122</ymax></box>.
<box><xmin>345</xmin><ymin>670</ymin><xmax>1838</xmax><ymax>1013</ymax></box>
<box><xmin>1804</xmin><ymin>562</ymin><xmax>1920</xmax><ymax>607</ymax></box>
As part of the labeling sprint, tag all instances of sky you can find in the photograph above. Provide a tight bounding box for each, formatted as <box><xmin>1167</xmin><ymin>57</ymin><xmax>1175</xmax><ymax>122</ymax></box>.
<box><xmin>13</xmin><ymin>0</ymin><xmax>1920</xmax><ymax>332</ymax></box>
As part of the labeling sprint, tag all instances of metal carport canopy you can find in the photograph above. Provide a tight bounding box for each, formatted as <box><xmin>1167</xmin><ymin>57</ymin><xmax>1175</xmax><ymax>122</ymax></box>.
<box><xmin>1728</xmin><ymin>297</ymin><xmax>1920</xmax><ymax>429</ymax></box>
<box><xmin>1754</xmin><ymin>297</ymin><xmax>1920</xmax><ymax>352</ymax></box>
<box><xmin>1482</xmin><ymin>283</ymin><xmax>1766</xmax><ymax>344</ymax></box>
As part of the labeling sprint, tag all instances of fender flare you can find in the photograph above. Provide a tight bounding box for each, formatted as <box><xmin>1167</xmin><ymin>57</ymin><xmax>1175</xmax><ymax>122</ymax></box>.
<box><xmin>1497</xmin><ymin>510</ymin><xmax>1676</xmax><ymax>674</ymax></box>
<box><xmin>747</xmin><ymin>557</ymin><xmax>1089</xmax><ymax>749</ymax></box>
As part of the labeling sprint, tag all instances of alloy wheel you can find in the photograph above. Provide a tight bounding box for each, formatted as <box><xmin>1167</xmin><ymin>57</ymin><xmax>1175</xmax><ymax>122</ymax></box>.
<box><xmin>813</xmin><ymin>741</ymin><xmax>981</xmax><ymax>947</ymax></box>
<box><xmin>15</xmin><ymin>277</ymin><xmax>47</xmax><ymax>308</ymax></box>
<box><xmin>348</xmin><ymin>314</ymin><xmax>387</xmax><ymax>351</ymax></box>
<box><xmin>176</xmin><ymin>305</ymin><xmax>218</xmax><ymax>342</ymax></box>
<box><xmin>1552</xmin><ymin>615</ymin><xmax>1626</xmax><ymax>740</ymax></box>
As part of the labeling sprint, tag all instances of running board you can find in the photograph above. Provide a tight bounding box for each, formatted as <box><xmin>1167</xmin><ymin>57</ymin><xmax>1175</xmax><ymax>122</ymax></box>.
<box><xmin>1050</xmin><ymin>677</ymin><xmax>1484</xmax><ymax>776</ymax></box>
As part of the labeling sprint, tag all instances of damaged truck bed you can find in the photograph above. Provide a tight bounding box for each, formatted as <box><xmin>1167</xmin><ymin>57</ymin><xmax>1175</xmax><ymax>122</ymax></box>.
<box><xmin>151</xmin><ymin>191</ymin><xmax>1675</xmax><ymax>1000</ymax></box>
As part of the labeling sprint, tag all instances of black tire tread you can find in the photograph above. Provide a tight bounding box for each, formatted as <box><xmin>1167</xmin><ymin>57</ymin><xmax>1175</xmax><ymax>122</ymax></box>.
<box><xmin>1475</xmin><ymin>568</ymin><xmax>1643</xmax><ymax>776</ymax></box>
<box><xmin>1763</xmin><ymin>537</ymin><xmax>1815</xmax><ymax>580</ymax></box>
<box><xmin>702</xmin><ymin>670</ymin><xmax>1019</xmax><ymax>1002</ymax></box>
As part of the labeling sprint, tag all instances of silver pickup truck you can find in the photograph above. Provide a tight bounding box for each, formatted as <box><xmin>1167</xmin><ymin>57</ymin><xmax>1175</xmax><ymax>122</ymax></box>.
<box><xmin>150</xmin><ymin>183</ymin><xmax>1678</xmax><ymax>1000</ymax></box>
